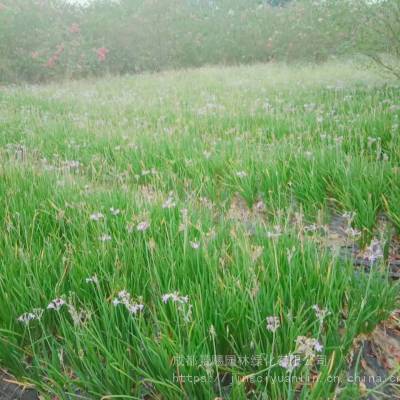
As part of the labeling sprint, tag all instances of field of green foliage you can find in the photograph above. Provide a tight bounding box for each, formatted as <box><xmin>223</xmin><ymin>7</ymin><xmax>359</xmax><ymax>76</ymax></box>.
<box><xmin>0</xmin><ymin>61</ymin><xmax>399</xmax><ymax>399</ymax></box>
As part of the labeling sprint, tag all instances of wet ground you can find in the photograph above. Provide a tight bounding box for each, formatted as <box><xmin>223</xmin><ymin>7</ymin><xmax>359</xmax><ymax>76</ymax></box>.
<box><xmin>0</xmin><ymin>372</ymin><xmax>38</xmax><ymax>400</ymax></box>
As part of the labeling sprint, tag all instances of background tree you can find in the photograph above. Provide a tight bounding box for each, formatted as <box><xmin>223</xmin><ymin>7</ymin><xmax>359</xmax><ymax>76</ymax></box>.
<box><xmin>361</xmin><ymin>0</ymin><xmax>400</xmax><ymax>78</ymax></box>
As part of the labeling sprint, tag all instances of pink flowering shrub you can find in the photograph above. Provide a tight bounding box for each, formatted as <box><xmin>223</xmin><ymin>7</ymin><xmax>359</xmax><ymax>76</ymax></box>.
<box><xmin>0</xmin><ymin>0</ymin><xmax>396</xmax><ymax>83</ymax></box>
<box><xmin>96</xmin><ymin>47</ymin><xmax>109</xmax><ymax>62</ymax></box>
<box><xmin>69</xmin><ymin>22</ymin><xmax>80</xmax><ymax>34</ymax></box>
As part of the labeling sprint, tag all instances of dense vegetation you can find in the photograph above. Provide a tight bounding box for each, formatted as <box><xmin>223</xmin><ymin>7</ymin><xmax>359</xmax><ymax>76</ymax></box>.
<box><xmin>1</xmin><ymin>0</ymin><xmax>399</xmax><ymax>398</ymax></box>
<box><xmin>0</xmin><ymin>62</ymin><xmax>399</xmax><ymax>398</ymax></box>
<box><xmin>0</xmin><ymin>0</ymin><xmax>398</xmax><ymax>83</ymax></box>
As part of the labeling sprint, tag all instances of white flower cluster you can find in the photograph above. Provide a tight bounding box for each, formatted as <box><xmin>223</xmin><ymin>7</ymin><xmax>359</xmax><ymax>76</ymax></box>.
<box><xmin>295</xmin><ymin>336</ymin><xmax>323</xmax><ymax>358</ymax></box>
<box><xmin>112</xmin><ymin>290</ymin><xmax>144</xmax><ymax>315</ymax></box>
<box><xmin>85</xmin><ymin>274</ymin><xmax>99</xmax><ymax>284</ymax></box>
<box><xmin>18</xmin><ymin>297</ymin><xmax>67</xmax><ymax>325</ymax></box>
<box><xmin>312</xmin><ymin>304</ymin><xmax>329</xmax><ymax>324</ymax></box>
<box><xmin>266</xmin><ymin>315</ymin><xmax>280</xmax><ymax>332</ymax></box>
<box><xmin>18</xmin><ymin>284</ymin><xmax>193</xmax><ymax>326</ymax></box>
<box><xmin>137</xmin><ymin>221</ymin><xmax>150</xmax><ymax>232</ymax></box>
<box><xmin>162</xmin><ymin>193</ymin><xmax>176</xmax><ymax>209</ymax></box>
<box><xmin>162</xmin><ymin>292</ymin><xmax>189</xmax><ymax>304</ymax></box>
<box><xmin>47</xmin><ymin>298</ymin><xmax>67</xmax><ymax>311</ymax></box>
<box><xmin>162</xmin><ymin>292</ymin><xmax>192</xmax><ymax>323</ymax></box>
<box><xmin>279</xmin><ymin>354</ymin><xmax>300</xmax><ymax>372</ymax></box>
<box><xmin>17</xmin><ymin>309</ymin><xmax>44</xmax><ymax>325</ymax></box>
<box><xmin>279</xmin><ymin>336</ymin><xmax>324</xmax><ymax>372</ymax></box>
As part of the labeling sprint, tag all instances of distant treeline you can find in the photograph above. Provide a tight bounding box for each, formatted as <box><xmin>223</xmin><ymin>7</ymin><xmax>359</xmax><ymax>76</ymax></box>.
<box><xmin>0</xmin><ymin>0</ymin><xmax>397</xmax><ymax>83</ymax></box>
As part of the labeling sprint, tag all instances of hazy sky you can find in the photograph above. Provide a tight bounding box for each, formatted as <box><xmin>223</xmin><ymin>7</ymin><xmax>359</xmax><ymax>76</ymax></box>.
<box><xmin>65</xmin><ymin>0</ymin><xmax>96</xmax><ymax>4</ymax></box>
<box><xmin>66</xmin><ymin>0</ymin><xmax>122</xmax><ymax>4</ymax></box>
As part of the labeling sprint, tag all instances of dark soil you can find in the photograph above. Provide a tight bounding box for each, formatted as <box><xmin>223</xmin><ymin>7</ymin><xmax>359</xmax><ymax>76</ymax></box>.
<box><xmin>0</xmin><ymin>372</ymin><xmax>38</xmax><ymax>400</ymax></box>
